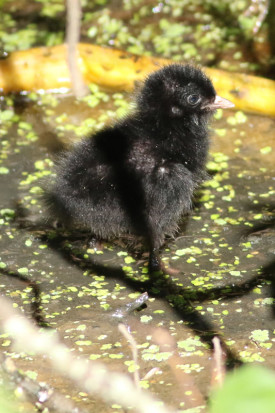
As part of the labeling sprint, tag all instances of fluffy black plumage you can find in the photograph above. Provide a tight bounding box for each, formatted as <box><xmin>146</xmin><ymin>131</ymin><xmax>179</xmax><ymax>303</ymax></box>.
<box><xmin>46</xmin><ymin>64</ymin><xmax>234</xmax><ymax>272</ymax></box>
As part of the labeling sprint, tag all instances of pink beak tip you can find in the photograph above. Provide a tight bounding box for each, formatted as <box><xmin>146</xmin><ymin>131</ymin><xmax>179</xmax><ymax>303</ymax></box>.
<box><xmin>215</xmin><ymin>95</ymin><xmax>235</xmax><ymax>109</ymax></box>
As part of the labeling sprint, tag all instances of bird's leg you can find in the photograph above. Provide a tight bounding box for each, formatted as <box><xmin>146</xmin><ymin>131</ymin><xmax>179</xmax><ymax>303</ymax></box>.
<box><xmin>148</xmin><ymin>247</ymin><xmax>162</xmax><ymax>273</ymax></box>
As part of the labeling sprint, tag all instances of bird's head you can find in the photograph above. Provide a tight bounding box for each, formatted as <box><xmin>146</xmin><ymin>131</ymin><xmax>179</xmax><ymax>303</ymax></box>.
<box><xmin>137</xmin><ymin>64</ymin><xmax>234</xmax><ymax>119</ymax></box>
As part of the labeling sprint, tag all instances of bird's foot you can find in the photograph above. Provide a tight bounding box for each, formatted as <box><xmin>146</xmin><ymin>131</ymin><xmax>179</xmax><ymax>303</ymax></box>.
<box><xmin>148</xmin><ymin>248</ymin><xmax>180</xmax><ymax>276</ymax></box>
<box><xmin>160</xmin><ymin>262</ymin><xmax>180</xmax><ymax>276</ymax></box>
<box><xmin>88</xmin><ymin>236</ymin><xmax>103</xmax><ymax>251</ymax></box>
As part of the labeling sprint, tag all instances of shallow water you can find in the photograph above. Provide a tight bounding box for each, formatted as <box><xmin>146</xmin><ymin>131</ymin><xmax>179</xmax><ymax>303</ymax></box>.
<box><xmin>1</xmin><ymin>0</ymin><xmax>275</xmax><ymax>411</ymax></box>
<box><xmin>1</xmin><ymin>88</ymin><xmax>275</xmax><ymax>412</ymax></box>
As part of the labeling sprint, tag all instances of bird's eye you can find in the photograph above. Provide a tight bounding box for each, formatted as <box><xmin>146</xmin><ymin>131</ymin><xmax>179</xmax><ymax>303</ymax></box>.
<box><xmin>187</xmin><ymin>94</ymin><xmax>201</xmax><ymax>105</ymax></box>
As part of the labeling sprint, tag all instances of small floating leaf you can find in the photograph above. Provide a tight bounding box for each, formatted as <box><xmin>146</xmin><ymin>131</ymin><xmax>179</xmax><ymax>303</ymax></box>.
<box><xmin>260</xmin><ymin>146</ymin><xmax>272</xmax><ymax>155</ymax></box>
<box><xmin>140</xmin><ymin>315</ymin><xmax>153</xmax><ymax>323</ymax></box>
<box><xmin>250</xmin><ymin>329</ymin><xmax>269</xmax><ymax>343</ymax></box>
<box><xmin>18</xmin><ymin>267</ymin><xmax>29</xmax><ymax>275</ymax></box>
<box><xmin>0</xmin><ymin>167</ymin><xmax>9</xmax><ymax>174</ymax></box>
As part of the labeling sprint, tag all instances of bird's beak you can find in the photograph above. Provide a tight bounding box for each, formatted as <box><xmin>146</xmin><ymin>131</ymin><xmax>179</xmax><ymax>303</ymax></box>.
<box><xmin>204</xmin><ymin>95</ymin><xmax>235</xmax><ymax>110</ymax></box>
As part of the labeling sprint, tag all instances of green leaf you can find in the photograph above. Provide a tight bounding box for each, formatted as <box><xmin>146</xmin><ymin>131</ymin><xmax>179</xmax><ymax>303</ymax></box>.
<box><xmin>209</xmin><ymin>365</ymin><xmax>275</xmax><ymax>413</ymax></box>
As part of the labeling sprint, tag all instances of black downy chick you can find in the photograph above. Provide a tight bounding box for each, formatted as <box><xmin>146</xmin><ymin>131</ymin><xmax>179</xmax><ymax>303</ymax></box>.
<box><xmin>46</xmin><ymin>64</ymin><xmax>234</xmax><ymax>273</ymax></box>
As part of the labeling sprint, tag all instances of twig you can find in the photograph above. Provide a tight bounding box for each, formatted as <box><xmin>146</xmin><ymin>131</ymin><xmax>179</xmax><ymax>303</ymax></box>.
<box><xmin>153</xmin><ymin>328</ymin><xmax>206</xmax><ymax>410</ymax></box>
<box><xmin>0</xmin><ymin>295</ymin><xmax>173</xmax><ymax>413</ymax></box>
<box><xmin>65</xmin><ymin>0</ymin><xmax>88</xmax><ymax>97</ymax></box>
<box><xmin>142</xmin><ymin>368</ymin><xmax>160</xmax><ymax>381</ymax></box>
<box><xmin>118</xmin><ymin>323</ymin><xmax>140</xmax><ymax>388</ymax></box>
<box><xmin>211</xmin><ymin>336</ymin><xmax>226</xmax><ymax>388</ymax></box>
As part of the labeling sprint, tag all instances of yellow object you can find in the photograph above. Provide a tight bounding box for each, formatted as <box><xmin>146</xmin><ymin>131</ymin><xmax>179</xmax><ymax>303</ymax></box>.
<box><xmin>0</xmin><ymin>43</ymin><xmax>275</xmax><ymax>117</ymax></box>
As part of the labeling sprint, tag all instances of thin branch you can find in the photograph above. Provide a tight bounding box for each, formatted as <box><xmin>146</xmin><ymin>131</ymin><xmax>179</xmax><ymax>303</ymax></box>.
<box><xmin>211</xmin><ymin>336</ymin><xmax>226</xmax><ymax>388</ymax></box>
<box><xmin>153</xmin><ymin>328</ymin><xmax>206</xmax><ymax>410</ymax></box>
<box><xmin>118</xmin><ymin>323</ymin><xmax>140</xmax><ymax>388</ymax></box>
<box><xmin>65</xmin><ymin>0</ymin><xmax>88</xmax><ymax>97</ymax></box>
<box><xmin>0</xmin><ymin>295</ymin><xmax>173</xmax><ymax>413</ymax></box>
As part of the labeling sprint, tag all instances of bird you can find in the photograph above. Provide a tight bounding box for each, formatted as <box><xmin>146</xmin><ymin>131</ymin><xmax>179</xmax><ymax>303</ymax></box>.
<box><xmin>45</xmin><ymin>64</ymin><xmax>234</xmax><ymax>274</ymax></box>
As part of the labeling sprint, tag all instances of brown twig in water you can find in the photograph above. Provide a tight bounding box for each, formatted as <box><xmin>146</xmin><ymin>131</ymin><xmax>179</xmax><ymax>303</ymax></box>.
<box><xmin>118</xmin><ymin>323</ymin><xmax>140</xmax><ymax>388</ymax></box>
<box><xmin>211</xmin><ymin>336</ymin><xmax>226</xmax><ymax>388</ymax></box>
<box><xmin>142</xmin><ymin>367</ymin><xmax>161</xmax><ymax>381</ymax></box>
<box><xmin>66</xmin><ymin>0</ymin><xmax>88</xmax><ymax>97</ymax></box>
<box><xmin>153</xmin><ymin>328</ymin><xmax>206</xmax><ymax>410</ymax></box>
